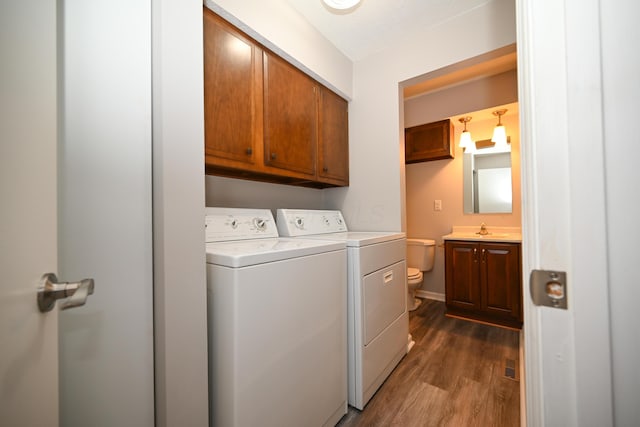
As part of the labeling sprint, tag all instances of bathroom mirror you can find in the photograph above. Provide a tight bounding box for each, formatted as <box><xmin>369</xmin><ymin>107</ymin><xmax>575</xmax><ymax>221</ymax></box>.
<box><xmin>463</xmin><ymin>148</ymin><xmax>512</xmax><ymax>214</ymax></box>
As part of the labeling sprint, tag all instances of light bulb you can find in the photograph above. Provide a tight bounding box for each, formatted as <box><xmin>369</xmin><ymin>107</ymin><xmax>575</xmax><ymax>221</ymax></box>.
<box><xmin>322</xmin><ymin>0</ymin><xmax>361</xmax><ymax>10</ymax></box>
<box><xmin>492</xmin><ymin>125</ymin><xmax>508</xmax><ymax>148</ymax></box>
<box><xmin>465</xmin><ymin>139</ymin><xmax>477</xmax><ymax>154</ymax></box>
<box><xmin>459</xmin><ymin>130</ymin><xmax>472</xmax><ymax>149</ymax></box>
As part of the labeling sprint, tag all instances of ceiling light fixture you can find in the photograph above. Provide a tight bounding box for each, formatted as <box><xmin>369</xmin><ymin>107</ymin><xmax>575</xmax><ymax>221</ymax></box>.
<box><xmin>491</xmin><ymin>109</ymin><xmax>509</xmax><ymax>149</ymax></box>
<box><xmin>458</xmin><ymin>116</ymin><xmax>476</xmax><ymax>152</ymax></box>
<box><xmin>322</xmin><ymin>0</ymin><xmax>362</xmax><ymax>11</ymax></box>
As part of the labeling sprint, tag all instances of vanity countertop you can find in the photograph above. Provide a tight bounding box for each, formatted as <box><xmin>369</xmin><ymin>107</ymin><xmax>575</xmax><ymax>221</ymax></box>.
<box><xmin>442</xmin><ymin>226</ymin><xmax>522</xmax><ymax>243</ymax></box>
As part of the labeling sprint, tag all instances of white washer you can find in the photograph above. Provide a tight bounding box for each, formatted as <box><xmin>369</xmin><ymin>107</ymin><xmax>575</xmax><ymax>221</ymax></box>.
<box><xmin>205</xmin><ymin>207</ymin><xmax>347</xmax><ymax>427</ymax></box>
<box><xmin>276</xmin><ymin>209</ymin><xmax>407</xmax><ymax>410</ymax></box>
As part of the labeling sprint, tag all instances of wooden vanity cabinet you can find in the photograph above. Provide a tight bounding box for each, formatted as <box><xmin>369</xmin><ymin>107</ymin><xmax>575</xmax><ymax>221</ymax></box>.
<box><xmin>445</xmin><ymin>240</ymin><xmax>522</xmax><ymax>329</ymax></box>
<box><xmin>203</xmin><ymin>8</ymin><xmax>349</xmax><ymax>188</ymax></box>
<box><xmin>405</xmin><ymin>119</ymin><xmax>454</xmax><ymax>163</ymax></box>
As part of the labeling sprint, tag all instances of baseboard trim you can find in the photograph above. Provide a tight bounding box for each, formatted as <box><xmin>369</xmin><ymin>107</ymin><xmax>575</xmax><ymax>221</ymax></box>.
<box><xmin>416</xmin><ymin>290</ymin><xmax>445</xmax><ymax>302</ymax></box>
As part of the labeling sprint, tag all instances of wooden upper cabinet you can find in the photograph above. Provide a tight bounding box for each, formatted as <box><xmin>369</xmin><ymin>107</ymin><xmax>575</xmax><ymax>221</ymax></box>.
<box><xmin>203</xmin><ymin>9</ymin><xmax>261</xmax><ymax>168</ymax></box>
<box><xmin>202</xmin><ymin>8</ymin><xmax>349</xmax><ymax>187</ymax></box>
<box><xmin>405</xmin><ymin>119</ymin><xmax>454</xmax><ymax>163</ymax></box>
<box><xmin>263</xmin><ymin>52</ymin><xmax>317</xmax><ymax>178</ymax></box>
<box><xmin>318</xmin><ymin>87</ymin><xmax>349</xmax><ymax>186</ymax></box>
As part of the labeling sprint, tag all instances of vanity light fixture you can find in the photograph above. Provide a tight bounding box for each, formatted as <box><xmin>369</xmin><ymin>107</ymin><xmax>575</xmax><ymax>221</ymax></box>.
<box><xmin>322</xmin><ymin>0</ymin><xmax>362</xmax><ymax>10</ymax></box>
<box><xmin>458</xmin><ymin>116</ymin><xmax>476</xmax><ymax>152</ymax></box>
<box><xmin>491</xmin><ymin>109</ymin><xmax>509</xmax><ymax>149</ymax></box>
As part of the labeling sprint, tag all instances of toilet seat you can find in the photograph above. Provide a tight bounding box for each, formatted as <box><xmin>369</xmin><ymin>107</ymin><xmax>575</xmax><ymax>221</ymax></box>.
<box><xmin>407</xmin><ymin>267</ymin><xmax>422</xmax><ymax>283</ymax></box>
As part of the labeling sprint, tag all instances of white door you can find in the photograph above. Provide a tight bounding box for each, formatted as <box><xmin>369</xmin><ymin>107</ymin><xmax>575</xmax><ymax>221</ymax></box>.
<box><xmin>1</xmin><ymin>2</ymin><xmax>60</xmax><ymax>425</ymax></box>
<box><xmin>0</xmin><ymin>1</ymin><xmax>154</xmax><ymax>426</ymax></box>
<box><xmin>517</xmin><ymin>0</ymin><xmax>639</xmax><ymax>425</ymax></box>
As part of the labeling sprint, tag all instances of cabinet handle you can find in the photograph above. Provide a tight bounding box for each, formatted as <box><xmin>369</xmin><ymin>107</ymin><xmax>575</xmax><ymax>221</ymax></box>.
<box><xmin>246</xmin><ymin>147</ymin><xmax>252</xmax><ymax>155</ymax></box>
<box><xmin>322</xmin><ymin>166</ymin><xmax>328</xmax><ymax>173</ymax></box>
<box><xmin>271</xmin><ymin>152</ymin><xmax>277</xmax><ymax>160</ymax></box>
<box><xmin>481</xmin><ymin>248</ymin><xmax>486</xmax><ymax>262</ymax></box>
<box><xmin>473</xmin><ymin>248</ymin><xmax>477</xmax><ymax>262</ymax></box>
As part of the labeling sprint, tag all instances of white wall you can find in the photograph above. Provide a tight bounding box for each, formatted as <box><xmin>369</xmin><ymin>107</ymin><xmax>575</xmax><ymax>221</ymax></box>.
<box><xmin>325</xmin><ymin>0</ymin><xmax>517</xmax><ymax>231</ymax></box>
<box><xmin>206</xmin><ymin>176</ymin><xmax>326</xmax><ymax>214</ymax></box>
<box><xmin>600</xmin><ymin>0</ymin><xmax>640</xmax><ymax>423</ymax></box>
<box><xmin>152</xmin><ymin>0</ymin><xmax>209</xmax><ymax>425</ymax></box>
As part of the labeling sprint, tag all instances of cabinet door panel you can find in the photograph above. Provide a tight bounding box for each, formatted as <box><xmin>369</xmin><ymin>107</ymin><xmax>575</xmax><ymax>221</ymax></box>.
<box><xmin>203</xmin><ymin>9</ymin><xmax>259</xmax><ymax>166</ymax></box>
<box><xmin>318</xmin><ymin>88</ymin><xmax>349</xmax><ymax>185</ymax></box>
<box><xmin>405</xmin><ymin>119</ymin><xmax>454</xmax><ymax>163</ymax></box>
<box><xmin>445</xmin><ymin>241</ymin><xmax>480</xmax><ymax>310</ymax></box>
<box><xmin>481</xmin><ymin>243</ymin><xmax>521</xmax><ymax>321</ymax></box>
<box><xmin>263</xmin><ymin>52</ymin><xmax>317</xmax><ymax>177</ymax></box>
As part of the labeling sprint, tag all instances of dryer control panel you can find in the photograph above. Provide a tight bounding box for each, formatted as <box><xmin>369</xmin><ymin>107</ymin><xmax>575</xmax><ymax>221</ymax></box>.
<box><xmin>205</xmin><ymin>208</ymin><xmax>279</xmax><ymax>242</ymax></box>
<box><xmin>276</xmin><ymin>209</ymin><xmax>348</xmax><ymax>236</ymax></box>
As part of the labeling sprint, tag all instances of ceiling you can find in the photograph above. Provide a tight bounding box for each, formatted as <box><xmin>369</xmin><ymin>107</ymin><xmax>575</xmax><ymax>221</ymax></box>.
<box><xmin>287</xmin><ymin>0</ymin><xmax>493</xmax><ymax>62</ymax></box>
<box><xmin>286</xmin><ymin>0</ymin><xmax>515</xmax><ymax>100</ymax></box>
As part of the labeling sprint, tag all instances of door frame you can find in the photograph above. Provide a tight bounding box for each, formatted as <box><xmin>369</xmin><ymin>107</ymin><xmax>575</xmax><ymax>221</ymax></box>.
<box><xmin>517</xmin><ymin>0</ymin><xmax>614</xmax><ymax>425</ymax></box>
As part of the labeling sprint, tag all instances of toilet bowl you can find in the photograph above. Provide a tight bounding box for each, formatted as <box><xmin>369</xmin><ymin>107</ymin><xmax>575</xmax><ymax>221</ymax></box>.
<box><xmin>406</xmin><ymin>238</ymin><xmax>436</xmax><ymax>311</ymax></box>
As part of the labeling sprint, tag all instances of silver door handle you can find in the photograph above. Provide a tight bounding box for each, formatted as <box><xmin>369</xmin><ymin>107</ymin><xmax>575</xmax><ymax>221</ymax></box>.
<box><xmin>37</xmin><ymin>273</ymin><xmax>95</xmax><ymax>312</ymax></box>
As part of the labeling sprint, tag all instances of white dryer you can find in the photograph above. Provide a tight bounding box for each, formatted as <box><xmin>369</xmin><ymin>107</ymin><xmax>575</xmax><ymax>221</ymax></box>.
<box><xmin>205</xmin><ymin>207</ymin><xmax>347</xmax><ymax>427</ymax></box>
<box><xmin>276</xmin><ymin>209</ymin><xmax>407</xmax><ymax>410</ymax></box>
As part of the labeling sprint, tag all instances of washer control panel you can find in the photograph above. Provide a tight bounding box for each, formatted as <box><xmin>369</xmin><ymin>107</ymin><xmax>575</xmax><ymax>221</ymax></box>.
<box><xmin>276</xmin><ymin>209</ymin><xmax>348</xmax><ymax>236</ymax></box>
<box><xmin>205</xmin><ymin>208</ymin><xmax>279</xmax><ymax>242</ymax></box>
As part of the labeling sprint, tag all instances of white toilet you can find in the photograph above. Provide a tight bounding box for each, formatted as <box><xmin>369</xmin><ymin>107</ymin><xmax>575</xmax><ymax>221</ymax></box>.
<box><xmin>406</xmin><ymin>238</ymin><xmax>436</xmax><ymax>311</ymax></box>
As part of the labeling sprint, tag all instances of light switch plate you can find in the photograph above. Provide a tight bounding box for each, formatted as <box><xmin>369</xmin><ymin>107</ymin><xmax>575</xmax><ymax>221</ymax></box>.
<box><xmin>434</xmin><ymin>200</ymin><xmax>442</xmax><ymax>211</ymax></box>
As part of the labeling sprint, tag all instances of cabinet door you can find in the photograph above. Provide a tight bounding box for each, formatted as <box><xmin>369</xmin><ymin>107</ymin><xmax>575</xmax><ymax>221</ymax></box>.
<box><xmin>445</xmin><ymin>241</ymin><xmax>481</xmax><ymax>311</ymax></box>
<box><xmin>318</xmin><ymin>87</ymin><xmax>349</xmax><ymax>186</ymax></box>
<box><xmin>480</xmin><ymin>243</ymin><xmax>522</xmax><ymax>325</ymax></box>
<box><xmin>203</xmin><ymin>9</ymin><xmax>261</xmax><ymax>168</ymax></box>
<box><xmin>263</xmin><ymin>52</ymin><xmax>317</xmax><ymax>177</ymax></box>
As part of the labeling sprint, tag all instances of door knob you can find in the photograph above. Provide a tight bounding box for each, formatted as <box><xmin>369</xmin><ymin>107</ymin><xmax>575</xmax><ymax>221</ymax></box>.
<box><xmin>37</xmin><ymin>273</ymin><xmax>95</xmax><ymax>312</ymax></box>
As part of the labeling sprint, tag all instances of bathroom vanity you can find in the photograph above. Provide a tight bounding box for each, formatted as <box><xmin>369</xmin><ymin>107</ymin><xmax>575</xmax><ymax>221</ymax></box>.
<box><xmin>443</xmin><ymin>227</ymin><xmax>522</xmax><ymax>329</ymax></box>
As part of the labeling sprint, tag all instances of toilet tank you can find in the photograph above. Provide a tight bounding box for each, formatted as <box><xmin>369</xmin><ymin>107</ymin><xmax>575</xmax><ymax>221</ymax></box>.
<box><xmin>406</xmin><ymin>238</ymin><xmax>436</xmax><ymax>272</ymax></box>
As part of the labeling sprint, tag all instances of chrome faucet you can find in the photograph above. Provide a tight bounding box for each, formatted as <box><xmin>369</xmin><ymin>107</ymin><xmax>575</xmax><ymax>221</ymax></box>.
<box><xmin>477</xmin><ymin>223</ymin><xmax>489</xmax><ymax>235</ymax></box>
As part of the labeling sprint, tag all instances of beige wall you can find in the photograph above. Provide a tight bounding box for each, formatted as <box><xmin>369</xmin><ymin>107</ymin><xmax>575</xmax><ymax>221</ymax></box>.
<box><xmin>405</xmin><ymin>111</ymin><xmax>521</xmax><ymax>296</ymax></box>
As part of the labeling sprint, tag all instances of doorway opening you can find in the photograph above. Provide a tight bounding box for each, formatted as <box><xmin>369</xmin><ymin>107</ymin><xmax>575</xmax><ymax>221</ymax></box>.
<box><xmin>400</xmin><ymin>43</ymin><xmax>525</xmax><ymax>424</ymax></box>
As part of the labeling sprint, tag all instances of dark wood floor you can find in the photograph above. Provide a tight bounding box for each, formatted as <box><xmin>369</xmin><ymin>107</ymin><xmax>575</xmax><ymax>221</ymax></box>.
<box><xmin>337</xmin><ymin>299</ymin><xmax>520</xmax><ymax>427</ymax></box>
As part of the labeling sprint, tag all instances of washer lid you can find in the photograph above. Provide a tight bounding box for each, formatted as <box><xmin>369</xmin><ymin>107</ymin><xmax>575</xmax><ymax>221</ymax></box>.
<box><xmin>206</xmin><ymin>238</ymin><xmax>345</xmax><ymax>267</ymax></box>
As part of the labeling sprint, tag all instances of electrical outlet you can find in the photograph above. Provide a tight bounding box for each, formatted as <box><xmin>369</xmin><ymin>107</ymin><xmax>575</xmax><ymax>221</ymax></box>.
<box><xmin>434</xmin><ymin>200</ymin><xmax>442</xmax><ymax>211</ymax></box>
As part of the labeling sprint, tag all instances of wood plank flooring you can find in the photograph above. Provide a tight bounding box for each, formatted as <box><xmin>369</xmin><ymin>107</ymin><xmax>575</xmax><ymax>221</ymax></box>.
<box><xmin>337</xmin><ymin>299</ymin><xmax>520</xmax><ymax>427</ymax></box>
